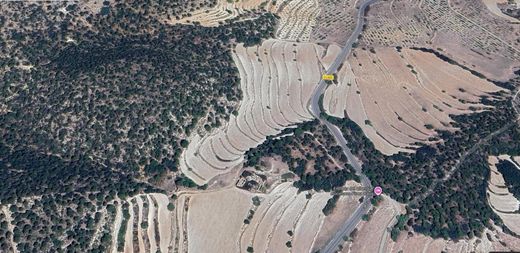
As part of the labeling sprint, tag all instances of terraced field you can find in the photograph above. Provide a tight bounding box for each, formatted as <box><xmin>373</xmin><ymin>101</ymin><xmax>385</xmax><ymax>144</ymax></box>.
<box><xmin>343</xmin><ymin>195</ymin><xmax>520</xmax><ymax>253</ymax></box>
<box><xmin>361</xmin><ymin>0</ymin><xmax>520</xmax><ymax>80</ymax></box>
<box><xmin>487</xmin><ymin>155</ymin><xmax>520</xmax><ymax>235</ymax></box>
<box><xmin>110</xmin><ymin>194</ymin><xmax>175</xmax><ymax>253</ymax></box>
<box><xmin>275</xmin><ymin>0</ymin><xmax>321</xmax><ymax>41</ymax></box>
<box><xmin>323</xmin><ymin>47</ymin><xmax>503</xmax><ymax>155</ymax></box>
<box><xmin>171</xmin><ymin>0</ymin><xmax>321</xmax><ymax>42</ymax></box>
<box><xmin>384</xmin><ymin>228</ymin><xmax>520</xmax><ymax>253</ymax></box>
<box><xmin>170</xmin><ymin>0</ymin><xmax>268</xmax><ymax>26</ymax></box>
<box><xmin>180</xmin><ymin>182</ymin><xmax>357</xmax><ymax>253</ymax></box>
<box><xmin>311</xmin><ymin>0</ymin><xmax>357</xmax><ymax>44</ymax></box>
<box><xmin>180</xmin><ymin>39</ymin><xmax>342</xmax><ymax>185</ymax></box>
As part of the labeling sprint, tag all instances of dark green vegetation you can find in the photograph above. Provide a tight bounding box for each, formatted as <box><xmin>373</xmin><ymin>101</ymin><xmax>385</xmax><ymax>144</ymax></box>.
<box><xmin>322</xmin><ymin>195</ymin><xmax>339</xmax><ymax>216</ymax></box>
<box><xmin>391</xmin><ymin>214</ymin><xmax>409</xmax><ymax>241</ymax></box>
<box><xmin>0</xmin><ymin>211</ymin><xmax>12</xmax><ymax>252</ymax></box>
<box><xmin>496</xmin><ymin>160</ymin><xmax>520</xmax><ymax>199</ymax></box>
<box><xmin>0</xmin><ymin>1</ymin><xmax>275</xmax><ymax>252</ymax></box>
<box><xmin>326</xmin><ymin>69</ymin><xmax>520</xmax><ymax>240</ymax></box>
<box><xmin>117</xmin><ymin>203</ymin><xmax>131</xmax><ymax>252</ymax></box>
<box><xmin>0</xmin><ymin>142</ymin><xmax>155</xmax><ymax>252</ymax></box>
<box><xmin>244</xmin><ymin>120</ymin><xmax>358</xmax><ymax>192</ymax></box>
<box><xmin>1</xmin><ymin>1</ymin><xmax>275</xmax><ymax>182</ymax></box>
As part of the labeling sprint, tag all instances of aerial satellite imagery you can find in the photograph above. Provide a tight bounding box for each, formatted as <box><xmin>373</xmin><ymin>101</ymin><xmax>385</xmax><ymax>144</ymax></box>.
<box><xmin>1</xmin><ymin>0</ymin><xmax>520</xmax><ymax>252</ymax></box>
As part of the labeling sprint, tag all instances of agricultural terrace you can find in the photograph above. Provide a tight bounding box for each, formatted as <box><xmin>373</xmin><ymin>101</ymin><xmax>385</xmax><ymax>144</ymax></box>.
<box><xmin>182</xmin><ymin>183</ymin><xmax>360</xmax><ymax>253</ymax></box>
<box><xmin>324</xmin><ymin>47</ymin><xmax>503</xmax><ymax>155</ymax></box>
<box><xmin>311</xmin><ymin>0</ymin><xmax>358</xmax><ymax>45</ymax></box>
<box><xmin>172</xmin><ymin>0</ymin><xmax>322</xmax><ymax>42</ymax></box>
<box><xmin>323</xmin><ymin>70</ymin><xmax>519</xmax><ymax>240</ymax></box>
<box><xmin>180</xmin><ymin>40</ymin><xmax>341</xmax><ymax>184</ymax></box>
<box><xmin>361</xmin><ymin>0</ymin><xmax>520</xmax><ymax>80</ymax></box>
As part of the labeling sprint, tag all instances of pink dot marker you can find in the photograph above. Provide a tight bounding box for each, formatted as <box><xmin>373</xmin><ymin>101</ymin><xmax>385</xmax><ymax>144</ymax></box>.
<box><xmin>374</xmin><ymin>186</ymin><xmax>383</xmax><ymax>196</ymax></box>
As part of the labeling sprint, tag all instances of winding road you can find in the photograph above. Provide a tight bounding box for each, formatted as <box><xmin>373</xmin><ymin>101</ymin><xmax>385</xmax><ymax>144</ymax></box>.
<box><xmin>307</xmin><ymin>0</ymin><xmax>379</xmax><ymax>252</ymax></box>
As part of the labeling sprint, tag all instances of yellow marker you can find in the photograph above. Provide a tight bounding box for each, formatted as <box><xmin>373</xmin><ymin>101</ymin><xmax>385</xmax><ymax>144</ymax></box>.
<box><xmin>322</xmin><ymin>74</ymin><xmax>334</xmax><ymax>81</ymax></box>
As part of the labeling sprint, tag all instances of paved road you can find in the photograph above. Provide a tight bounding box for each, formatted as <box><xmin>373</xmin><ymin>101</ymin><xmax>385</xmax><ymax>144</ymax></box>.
<box><xmin>306</xmin><ymin>0</ymin><xmax>379</xmax><ymax>252</ymax></box>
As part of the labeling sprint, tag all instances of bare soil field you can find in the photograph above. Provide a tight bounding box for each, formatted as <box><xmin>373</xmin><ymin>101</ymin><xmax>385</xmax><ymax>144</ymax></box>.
<box><xmin>311</xmin><ymin>189</ymin><xmax>363</xmax><ymax>251</ymax></box>
<box><xmin>180</xmin><ymin>39</ymin><xmax>339</xmax><ymax>185</ymax></box>
<box><xmin>386</xmin><ymin>227</ymin><xmax>520</xmax><ymax>253</ymax></box>
<box><xmin>361</xmin><ymin>0</ymin><xmax>520</xmax><ymax>80</ymax></box>
<box><xmin>487</xmin><ymin>155</ymin><xmax>520</xmax><ymax>235</ymax></box>
<box><xmin>323</xmin><ymin>47</ymin><xmax>504</xmax><ymax>155</ymax></box>
<box><xmin>344</xmin><ymin>196</ymin><xmax>402</xmax><ymax>253</ymax></box>
<box><xmin>171</xmin><ymin>182</ymin><xmax>359</xmax><ymax>253</ymax></box>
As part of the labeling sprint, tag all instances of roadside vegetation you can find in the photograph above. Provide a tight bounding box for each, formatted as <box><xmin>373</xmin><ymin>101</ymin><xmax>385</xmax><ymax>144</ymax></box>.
<box><xmin>244</xmin><ymin>120</ymin><xmax>358</xmax><ymax>192</ymax></box>
<box><xmin>326</xmin><ymin>70</ymin><xmax>520</xmax><ymax>240</ymax></box>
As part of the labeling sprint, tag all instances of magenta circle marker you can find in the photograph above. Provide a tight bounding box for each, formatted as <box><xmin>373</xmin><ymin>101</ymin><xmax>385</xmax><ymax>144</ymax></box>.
<box><xmin>374</xmin><ymin>186</ymin><xmax>383</xmax><ymax>196</ymax></box>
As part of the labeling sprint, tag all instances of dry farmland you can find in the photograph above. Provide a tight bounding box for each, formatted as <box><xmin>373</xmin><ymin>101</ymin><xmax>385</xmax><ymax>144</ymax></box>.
<box><xmin>101</xmin><ymin>182</ymin><xmax>361</xmax><ymax>253</ymax></box>
<box><xmin>169</xmin><ymin>0</ymin><xmax>269</xmax><ymax>26</ymax></box>
<box><xmin>177</xmin><ymin>183</ymin><xmax>358</xmax><ymax>252</ymax></box>
<box><xmin>361</xmin><ymin>0</ymin><xmax>520</xmax><ymax>80</ymax></box>
<box><xmin>109</xmin><ymin>193</ymin><xmax>175</xmax><ymax>253</ymax></box>
<box><xmin>311</xmin><ymin>0</ymin><xmax>358</xmax><ymax>44</ymax></box>
<box><xmin>384</xmin><ymin>228</ymin><xmax>520</xmax><ymax>253</ymax></box>
<box><xmin>323</xmin><ymin>47</ymin><xmax>503</xmax><ymax>155</ymax></box>
<box><xmin>170</xmin><ymin>0</ymin><xmax>322</xmax><ymax>42</ymax></box>
<box><xmin>340</xmin><ymin>196</ymin><xmax>403</xmax><ymax>253</ymax></box>
<box><xmin>180</xmin><ymin>39</ymin><xmax>343</xmax><ymax>185</ymax></box>
<box><xmin>275</xmin><ymin>0</ymin><xmax>321</xmax><ymax>41</ymax></box>
<box><xmin>183</xmin><ymin>182</ymin><xmax>359</xmax><ymax>253</ymax></box>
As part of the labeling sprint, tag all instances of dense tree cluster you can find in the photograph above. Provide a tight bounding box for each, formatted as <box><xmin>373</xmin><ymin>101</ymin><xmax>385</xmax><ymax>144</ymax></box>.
<box><xmin>326</xmin><ymin>71</ymin><xmax>519</xmax><ymax>240</ymax></box>
<box><xmin>244</xmin><ymin>120</ymin><xmax>358</xmax><ymax>192</ymax></box>
<box><xmin>0</xmin><ymin>142</ymin><xmax>154</xmax><ymax>252</ymax></box>
<box><xmin>0</xmin><ymin>1</ymin><xmax>276</xmax><ymax>251</ymax></box>
<box><xmin>322</xmin><ymin>195</ymin><xmax>339</xmax><ymax>216</ymax></box>
<box><xmin>0</xmin><ymin>1</ymin><xmax>276</xmax><ymax>182</ymax></box>
<box><xmin>496</xmin><ymin>160</ymin><xmax>520</xmax><ymax>199</ymax></box>
<box><xmin>0</xmin><ymin>212</ymin><xmax>13</xmax><ymax>252</ymax></box>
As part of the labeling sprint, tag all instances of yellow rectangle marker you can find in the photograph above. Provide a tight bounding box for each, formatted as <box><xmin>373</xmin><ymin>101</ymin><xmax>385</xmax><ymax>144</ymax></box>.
<box><xmin>322</xmin><ymin>74</ymin><xmax>334</xmax><ymax>81</ymax></box>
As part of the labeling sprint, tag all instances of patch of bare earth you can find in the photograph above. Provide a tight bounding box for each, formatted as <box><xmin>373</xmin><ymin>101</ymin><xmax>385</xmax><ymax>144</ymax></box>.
<box><xmin>311</xmin><ymin>186</ymin><xmax>363</xmax><ymax>251</ymax></box>
<box><xmin>388</xmin><ymin>227</ymin><xmax>520</xmax><ymax>253</ymax></box>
